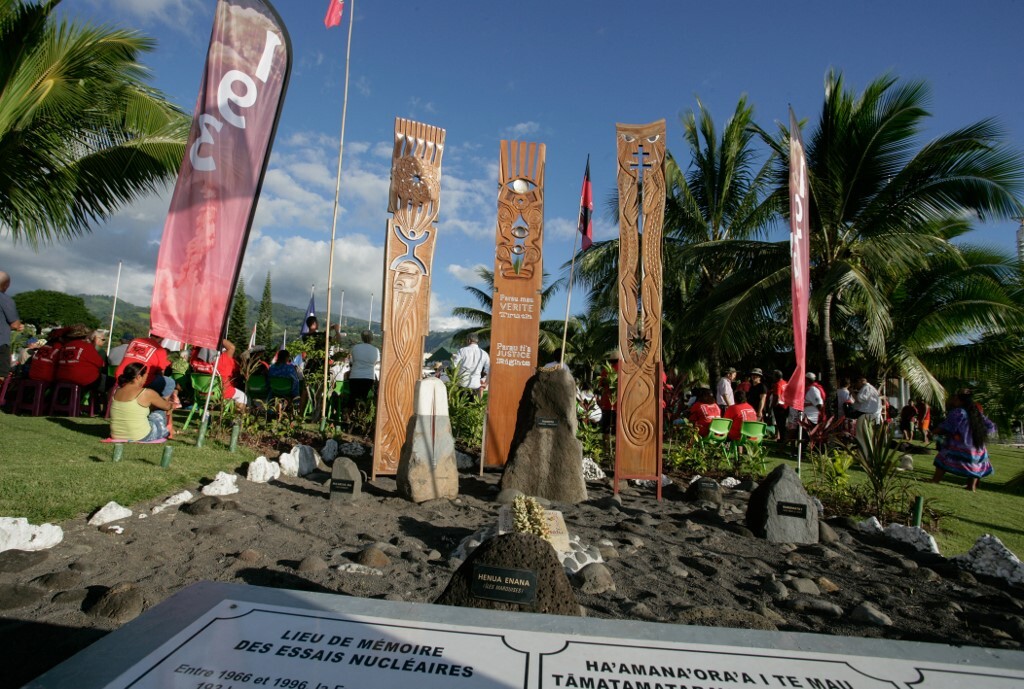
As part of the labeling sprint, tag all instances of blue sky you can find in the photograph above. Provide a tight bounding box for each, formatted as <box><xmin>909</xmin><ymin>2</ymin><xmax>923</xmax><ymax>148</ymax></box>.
<box><xmin>3</xmin><ymin>0</ymin><xmax>1023</xmax><ymax>332</ymax></box>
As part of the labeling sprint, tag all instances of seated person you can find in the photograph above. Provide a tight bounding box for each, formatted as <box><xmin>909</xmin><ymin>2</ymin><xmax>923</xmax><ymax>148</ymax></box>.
<box><xmin>109</xmin><ymin>363</ymin><xmax>173</xmax><ymax>441</ymax></box>
<box><xmin>27</xmin><ymin>328</ymin><xmax>68</xmax><ymax>383</ymax></box>
<box><xmin>189</xmin><ymin>339</ymin><xmax>248</xmax><ymax>411</ymax></box>
<box><xmin>115</xmin><ymin>334</ymin><xmax>174</xmax><ymax>398</ymax></box>
<box><xmin>55</xmin><ymin>323</ymin><xmax>104</xmax><ymax>389</ymax></box>
<box><xmin>107</xmin><ymin>332</ymin><xmax>134</xmax><ymax>367</ymax></box>
<box><xmin>724</xmin><ymin>390</ymin><xmax>758</xmax><ymax>441</ymax></box>
<box><xmin>688</xmin><ymin>388</ymin><xmax>721</xmax><ymax>437</ymax></box>
<box><xmin>268</xmin><ymin>350</ymin><xmax>301</xmax><ymax>397</ymax></box>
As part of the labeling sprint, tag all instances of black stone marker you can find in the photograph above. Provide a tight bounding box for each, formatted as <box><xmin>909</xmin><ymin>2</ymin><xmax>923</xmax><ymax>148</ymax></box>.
<box><xmin>470</xmin><ymin>564</ymin><xmax>538</xmax><ymax>604</ymax></box>
<box><xmin>329</xmin><ymin>457</ymin><xmax>362</xmax><ymax>507</ymax></box>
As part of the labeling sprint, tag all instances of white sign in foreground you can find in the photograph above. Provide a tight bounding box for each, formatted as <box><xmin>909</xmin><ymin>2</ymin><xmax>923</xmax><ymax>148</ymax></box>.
<box><xmin>25</xmin><ymin>582</ymin><xmax>1024</xmax><ymax>689</ymax></box>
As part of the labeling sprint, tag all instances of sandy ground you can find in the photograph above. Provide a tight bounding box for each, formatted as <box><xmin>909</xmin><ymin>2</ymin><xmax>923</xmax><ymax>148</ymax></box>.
<box><xmin>2</xmin><ymin>443</ymin><xmax>1023</xmax><ymax>689</ymax></box>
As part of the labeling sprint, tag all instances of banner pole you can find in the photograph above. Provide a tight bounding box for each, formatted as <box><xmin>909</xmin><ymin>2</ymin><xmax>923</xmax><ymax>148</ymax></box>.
<box><xmin>368</xmin><ymin>292</ymin><xmax>374</xmax><ymax>330</ymax></box>
<box><xmin>320</xmin><ymin>0</ymin><xmax>358</xmax><ymax>424</ymax></box>
<box><xmin>197</xmin><ymin>351</ymin><xmax>221</xmax><ymax>447</ymax></box>
<box><xmin>106</xmin><ymin>261</ymin><xmax>123</xmax><ymax>358</ymax></box>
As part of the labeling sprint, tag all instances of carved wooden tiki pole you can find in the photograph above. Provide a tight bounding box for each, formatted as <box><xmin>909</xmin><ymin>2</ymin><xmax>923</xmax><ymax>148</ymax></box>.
<box><xmin>485</xmin><ymin>140</ymin><xmax>545</xmax><ymax>467</ymax></box>
<box><xmin>614</xmin><ymin>120</ymin><xmax>666</xmax><ymax>494</ymax></box>
<box><xmin>372</xmin><ymin>118</ymin><xmax>446</xmax><ymax>478</ymax></box>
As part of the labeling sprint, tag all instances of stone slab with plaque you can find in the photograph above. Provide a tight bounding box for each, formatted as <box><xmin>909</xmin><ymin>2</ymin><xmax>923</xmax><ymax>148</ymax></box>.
<box><xmin>27</xmin><ymin>581</ymin><xmax>1024</xmax><ymax>689</ymax></box>
<box><xmin>470</xmin><ymin>564</ymin><xmax>538</xmax><ymax>604</ymax></box>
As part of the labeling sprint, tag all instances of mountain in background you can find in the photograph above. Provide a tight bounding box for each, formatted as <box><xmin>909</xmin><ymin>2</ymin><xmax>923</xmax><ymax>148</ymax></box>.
<box><xmin>80</xmin><ymin>293</ymin><xmax>455</xmax><ymax>354</ymax></box>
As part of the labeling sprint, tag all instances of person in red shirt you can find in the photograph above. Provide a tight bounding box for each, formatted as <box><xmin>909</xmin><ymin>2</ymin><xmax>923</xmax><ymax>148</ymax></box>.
<box><xmin>27</xmin><ymin>327</ymin><xmax>68</xmax><ymax>382</ymax></box>
<box><xmin>724</xmin><ymin>390</ymin><xmax>759</xmax><ymax>441</ymax></box>
<box><xmin>115</xmin><ymin>335</ymin><xmax>174</xmax><ymax>397</ymax></box>
<box><xmin>689</xmin><ymin>388</ymin><xmax>721</xmax><ymax>437</ymax></box>
<box><xmin>55</xmin><ymin>324</ymin><xmax>104</xmax><ymax>388</ymax></box>
<box><xmin>189</xmin><ymin>339</ymin><xmax>248</xmax><ymax>410</ymax></box>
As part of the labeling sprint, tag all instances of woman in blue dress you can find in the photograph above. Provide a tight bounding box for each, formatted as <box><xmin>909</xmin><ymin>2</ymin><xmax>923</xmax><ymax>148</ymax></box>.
<box><xmin>931</xmin><ymin>392</ymin><xmax>996</xmax><ymax>491</ymax></box>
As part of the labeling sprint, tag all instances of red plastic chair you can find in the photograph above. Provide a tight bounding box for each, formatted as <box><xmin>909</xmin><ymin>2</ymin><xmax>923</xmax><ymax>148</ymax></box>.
<box><xmin>14</xmin><ymin>379</ymin><xmax>50</xmax><ymax>416</ymax></box>
<box><xmin>49</xmin><ymin>381</ymin><xmax>98</xmax><ymax>417</ymax></box>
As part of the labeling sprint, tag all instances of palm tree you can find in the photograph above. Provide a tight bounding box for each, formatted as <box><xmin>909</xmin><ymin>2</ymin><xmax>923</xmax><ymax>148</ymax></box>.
<box><xmin>575</xmin><ymin>97</ymin><xmax>780</xmax><ymax>378</ymax></box>
<box><xmin>0</xmin><ymin>0</ymin><xmax>189</xmax><ymax>246</ymax></box>
<box><xmin>560</xmin><ymin>309</ymin><xmax>617</xmax><ymax>384</ymax></box>
<box><xmin>451</xmin><ymin>267</ymin><xmax>566</xmax><ymax>352</ymax></box>
<box><xmin>755</xmin><ymin>71</ymin><xmax>1024</xmax><ymax>390</ymax></box>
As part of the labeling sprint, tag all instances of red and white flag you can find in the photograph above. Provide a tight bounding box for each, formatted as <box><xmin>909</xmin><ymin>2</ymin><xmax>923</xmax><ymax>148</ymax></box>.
<box><xmin>783</xmin><ymin>107</ymin><xmax>811</xmax><ymax>411</ymax></box>
<box><xmin>324</xmin><ymin>0</ymin><xmax>344</xmax><ymax>28</ymax></box>
<box><xmin>577</xmin><ymin>156</ymin><xmax>593</xmax><ymax>251</ymax></box>
<box><xmin>150</xmin><ymin>0</ymin><xmax>292</xmax><ymax>350</ymax></box>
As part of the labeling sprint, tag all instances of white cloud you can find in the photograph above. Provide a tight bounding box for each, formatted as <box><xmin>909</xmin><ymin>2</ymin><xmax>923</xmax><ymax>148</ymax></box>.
<box><xmin>447</xmin><ymin>263</ymin><xmax>488</xmax><ymax>285</ymax></box>
<box><xmin>240</xmin><ymin>229</ymin><xmax>383</xmax><ymax>325</ymax></box>
<box><xmin>504</xmin><ymin>121</ymin><xmax>540</xmax><ymax>137</ymax></box>
<box><xmin>429</xmin><ymin>293</ymin><xmax>471</xmax><ymax>332</ymax></box>
<box><xmin>91</xmin><ymin>0</ymin><xmax>204</xmax><ymax>29</ymax></box>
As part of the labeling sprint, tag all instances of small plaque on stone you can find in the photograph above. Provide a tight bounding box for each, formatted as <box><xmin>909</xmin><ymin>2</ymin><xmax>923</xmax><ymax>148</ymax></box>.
<box><xmin>699</xmin><ymin>479</ymin><xmax>718</xmax><ymax>490</ymax></box>
<box><xmin>470</xmin><ymin>564</ymin><xmax>538</xmax><ymax>604</ymax></box>
<box><xmin>776</xmin><ymin>502</ymin><xmax>808</xmax><ymax>518</ymax></box>
<box><xmin>331</xmin><ymin>479</ymin><xmax>355</xmax><ymax>494</ymax></box>
<box><xmin>536</xmin><ymin>417</ymin><xmax>559</xmax><ymax>428</ymax></box>
<box><xmin>329</xmin><ymin>457</ymin><xmax>362</xmax><ymax>507</ymax></box>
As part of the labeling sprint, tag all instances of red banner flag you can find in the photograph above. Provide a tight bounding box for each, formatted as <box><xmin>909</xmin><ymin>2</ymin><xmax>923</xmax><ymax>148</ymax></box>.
<box><xmin>578</xmin><ymin>156</ymin><xmax>593</xmax><ymax>251</ymax></box>
<box><xmin>783</xmin><ymin>107</ymin><xmax>810</xmax><ymax>411</ymax></box>
<box><xmin>150</xmin><ymin>0</ymin><xmax>292</xmax><ymax>350</ymax></box>
<box><xmin>324</xmin><ymin>0</ymin><xmax>344</xmax><ymax>28</ymax></box>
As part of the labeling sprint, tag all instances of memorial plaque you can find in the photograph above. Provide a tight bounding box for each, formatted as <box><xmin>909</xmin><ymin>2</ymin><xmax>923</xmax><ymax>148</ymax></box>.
<box><xmin>777</xmin><ymin>502</ymin><xmax>808</xmax><ymax>518</ymax></box>
<box><xmin>30</xmin><ymin>582</ymin><xmax>1024</xmax><ymax>689</ymax></box>
<box><xmin>613</xmin><ymin>121</ymin><xmax>666</xmax><ymax>495</ymax></box>
<box><xmin>331</xmin><ymin>479</ymin><xmax>355</xmax><ymax>494</ymax></box>
<box><xmin>471</xmin><ymin>564</ymin><xmax>538</xmax><ymax>604</ymax></box>
<box><xmin>485</xmin><ymin>140</ymin><xmax>545</xmax><ymax>468</ymax></box>
<box><xmin>536</xmin><ymin>417</ymin><xmax>558</xmax><ymax>428</ymax></box>
<box><xmin>699</xmin><ymin>479</ymin><xmax>719</xmax><ymax>490</ymax></box>
<box><xmin>373</xmin><ymin>118</ymin><xmax>446</xmax><ymax>477</ymax></box>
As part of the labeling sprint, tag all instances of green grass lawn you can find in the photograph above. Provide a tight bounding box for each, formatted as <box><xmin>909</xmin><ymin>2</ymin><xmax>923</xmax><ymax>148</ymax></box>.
<box><xmin>762</xmin><ymin>442</ymin><xmax>1024</xmax><ymax>557</ymax></box>
<box><xmin>0</xmin><ymin>414</ymin><xmax>255</xmax><ymax>523</ymax></box>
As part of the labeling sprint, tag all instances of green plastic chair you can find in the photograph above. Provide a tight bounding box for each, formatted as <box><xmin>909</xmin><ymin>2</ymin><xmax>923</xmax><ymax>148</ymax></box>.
<box><xmin>246</xmin><ymin>373</ymin><xmax>269</xmax><ymax>400</ymax></box>
<box><xmin>268</xmin><ymin>376</ymin><xmax>297</xmax><ymax>400</ymax></box>
<box><xmin>734</xmin><ymin>420</ymin><xmax>768</xmax><ymax>468</ymax></box>
<box><xmin>705</xmin><ymin>417</ymin><xmax>733</xmax><ymax>445</ymax></box>
<box><xmin>183</xmin><ymin>373</ymin><xmax>223</xmax><ymax>431</ymax></box>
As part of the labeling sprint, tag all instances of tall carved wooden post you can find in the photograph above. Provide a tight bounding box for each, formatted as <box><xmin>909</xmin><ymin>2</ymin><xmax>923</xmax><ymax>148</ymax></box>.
<box><xmin>613</xmin><ymin>120</ymin><xmax>666</xmax><ymax>498</ymax></box>
<box><xmin>485</xmin><ymin>140</ymin><xmax>545</xmax><ymax>467</ymax></box>
<box><xmin>372</xmin><ymin>118</ymin><xmax>446</xmax><ymax>478</ymax></box>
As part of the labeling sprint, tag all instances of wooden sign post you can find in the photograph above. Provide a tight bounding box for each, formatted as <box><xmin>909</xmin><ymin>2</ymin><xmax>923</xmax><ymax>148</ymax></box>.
<box><xmin>372</xmin><ymin>118</ymin><xmax>446</xmax><ymax>478</ymax></box>
<box><xmin>613</xmin><ymin>120</ymin><xmax>666</xmax><ymax>498</ymax></box>
<box><xmin>484</xmin><ymin>141</ymin><xmax>545</xmax><ymax>468</ymax></box>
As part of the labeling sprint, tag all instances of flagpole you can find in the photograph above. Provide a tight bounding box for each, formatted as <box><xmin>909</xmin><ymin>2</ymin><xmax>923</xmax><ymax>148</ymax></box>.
<box><xmin>559</xmin><ymin>227</ymin><xmax>581</xmax><ymax>366</ymax></box>
<box><xmin>338</xmin><ymin>290</ymin><xmax>345</xmax><ymax>329</ymax></box>
<box><xmin>320</xmin><ymin>0</ymin><xmax>357</xmax><ymax>424</ymax></box>
<box><xmin>106</xmin><ymin>260</ymin><xmax>123</xmax><ymax>358</ymax></box>
<box><xmin>368</xmin><ymin>292</ymin><xmax>373</xmax><ymax>330</ymax></box>
<box><xmin>559</xmin><ymin>156</ymin><xmax>589</xmax><ymax>366</ymax></box>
